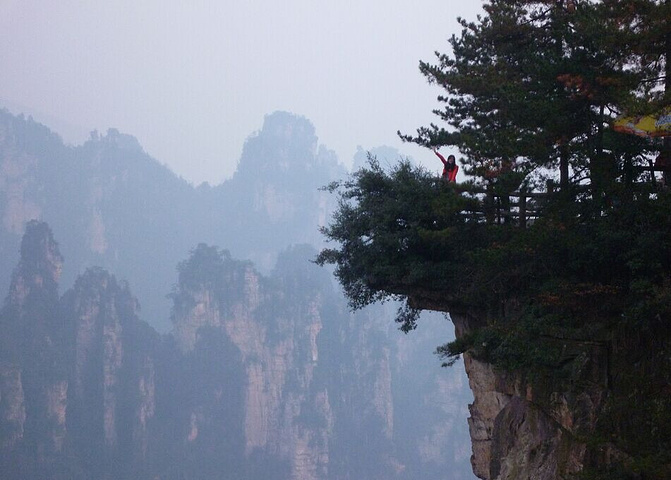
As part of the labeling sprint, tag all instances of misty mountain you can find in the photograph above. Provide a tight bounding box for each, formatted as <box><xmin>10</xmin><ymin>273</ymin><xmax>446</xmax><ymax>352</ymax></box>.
<box><xmin>0</xmin><ymin>107</ymin><xmax>475</xmax><ymax>479</ymax></box>
<box><xmin>0</xmin><ymin>109</ymin><xmax>344</xmax><ymax>331</ymax></box>
<box><xmin>0</xmin><ymin>221</ymin><xmax>473</xmax><ymax>479</ymax></box>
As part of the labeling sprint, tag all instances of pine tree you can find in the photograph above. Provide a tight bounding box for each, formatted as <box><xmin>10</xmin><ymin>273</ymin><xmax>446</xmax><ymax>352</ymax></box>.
<box><xmin>401</xmin><ymin>0</ymin><xmax>670</xmax><ymax>196</ymax></box>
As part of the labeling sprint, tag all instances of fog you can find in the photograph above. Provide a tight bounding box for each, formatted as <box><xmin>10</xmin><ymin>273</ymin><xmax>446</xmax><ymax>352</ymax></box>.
<box><xmin>0</xmin><ymin>0</ymin><xmax>482</xmax><ymax>184</ymax></box>
<box><xmin>0</xmin><ymin>2</ymin><xmax>484</xmax><ymax>479</ymax></box>
<box><xmin>0</xmin><ymin>109</ymin><xmax>477</xmax><ymax>479</ymax></box>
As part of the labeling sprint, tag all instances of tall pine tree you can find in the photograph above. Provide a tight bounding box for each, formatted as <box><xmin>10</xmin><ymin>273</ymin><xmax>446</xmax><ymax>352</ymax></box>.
<box><xmin>401</xmin><ymin>0</ymin><xmax>670</xmax><ymax>196</ymax></box>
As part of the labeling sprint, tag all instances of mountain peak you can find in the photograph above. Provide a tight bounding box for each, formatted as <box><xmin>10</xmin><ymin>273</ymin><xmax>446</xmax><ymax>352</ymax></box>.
<box><xmin>235</xmin><ymin>111</ymin><xmax>321</xmax><ymax>178</ymax></box>
<box><xmin>7</xmin><ymin>220</ymin><xmax>63</xmax><ymax>308</ymax></box>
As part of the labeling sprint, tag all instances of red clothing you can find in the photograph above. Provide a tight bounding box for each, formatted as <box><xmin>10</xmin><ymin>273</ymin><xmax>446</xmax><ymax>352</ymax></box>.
<box><xmin>447</xmin><ymin>165</ymin><xmax>458</xmax><ymax>182</ymax></box>
<box><xmin>434</xmin><ymin>150</ymin><xmax>458</xmax><ymax>182</ymax></box>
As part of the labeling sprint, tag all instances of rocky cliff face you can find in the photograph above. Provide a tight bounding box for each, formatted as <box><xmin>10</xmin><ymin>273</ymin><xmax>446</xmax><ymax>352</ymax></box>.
<box><xmin>0</xmin><ymin>220</ymin><xmax>68</xmax><ymax>476</ymax></box>
<box><xmin>0</xmin><ymin>222</ymin><xmax>161</xmax><ymax>479</ymax></box>
<box><xmin>170</xmin><ymin>244</ymin><xmax>334</xmax><ymax>480</ymax></box>
<box><xmin>0</xmin><ymin>224</ymin><xmax>474</xmax><ymax>479</ymax></box>
<box><xmin>63</xmin><ymin>266</ymin><xmax>158</xmax><ymax>475</ymax></box>
<box><xmin>0</xmin><ymin>362</ymin><xmax>26</xmax><ymax>450</ymax></box>
<box><xmin>443</xmin><ymin>311</ymin><xmax>609</xmax><ymax>480</ymax></box>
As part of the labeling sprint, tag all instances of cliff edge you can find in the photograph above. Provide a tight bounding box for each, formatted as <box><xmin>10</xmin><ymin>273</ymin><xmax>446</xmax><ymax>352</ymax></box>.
<box><xmin>317</xmin><ymin>159</ymin><xmax>671</xmax><ymax>479</ymax></box>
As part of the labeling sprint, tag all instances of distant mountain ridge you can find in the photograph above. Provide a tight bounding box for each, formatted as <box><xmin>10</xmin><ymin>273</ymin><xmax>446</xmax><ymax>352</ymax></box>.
<box><xmin>0</xmin><ymin>109</ymin><xmax>344</xmax><ymax>331</ymax></box>
<box><xmin>0</xmin><ymin>108</ymin><xmax>476</xmax><ymax>479</ymax></box>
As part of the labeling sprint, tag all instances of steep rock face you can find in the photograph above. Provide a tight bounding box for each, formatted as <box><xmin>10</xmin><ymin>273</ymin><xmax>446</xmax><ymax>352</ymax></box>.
<box><xmin>63</xmin><ymin>266</ymin><xmax>158</xmax><ymax>473</ymax></box>
<box><xmin>7</xmin><ymin>219</ymin><xmax>63</xmax><ymax>307</ymax></box>
<box><xmin>0</xmin><ymin>221</ymin><xmax>68</xmax><ymax>462</ymax></box>
<box><xmin>0</xmin><ymin>221</ymin><xmax>476</xmax><ymax>480</ymax></box>
<box><xmin>132</xmin><ymin>355</ymin><xmax>155</xmax><ymax>464</ymax></box>
<box><xmin>0</xmin><ymin>362</ymin><xmax>26</xmax><ymax>449</ymax></box>
<box><xmin>168</xmin><ymin>243</ymin><xmax>470</xmax><ymax>480</ymax></box>
<box><xmin>451</xmin><ymin>312</ymin><xmax>608</xmax><ymax>480</ymax></box>
<box><xmin>171</xmin><ymin>244</ymin><xmax>332</xmax><ymax>480</ymax></box>
<box><xmin>0</xmin><ymin>222</ymin><xmax>160</xmax><ymax>478</ymax></box>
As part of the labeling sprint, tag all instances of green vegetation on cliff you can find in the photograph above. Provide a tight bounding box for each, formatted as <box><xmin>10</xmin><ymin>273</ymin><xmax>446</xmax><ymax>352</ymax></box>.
<box><xmin>318</xmin><ymin>1</ymin><xmax>671</xmax><ymax>478</ymax></box>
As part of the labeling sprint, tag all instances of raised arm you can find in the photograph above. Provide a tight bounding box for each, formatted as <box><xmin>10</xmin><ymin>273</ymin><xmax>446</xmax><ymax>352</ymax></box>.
<box><xmin>433</xmin><ymin>148</ymin><xmax>447</xmax><ymax>166</ymax></box>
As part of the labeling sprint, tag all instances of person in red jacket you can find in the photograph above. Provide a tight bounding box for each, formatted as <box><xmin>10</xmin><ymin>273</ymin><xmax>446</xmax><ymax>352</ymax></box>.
<box><xmin>433</xmin><ymin>149</ymin><xmax>458</xmax><ymax>182</ymax></box>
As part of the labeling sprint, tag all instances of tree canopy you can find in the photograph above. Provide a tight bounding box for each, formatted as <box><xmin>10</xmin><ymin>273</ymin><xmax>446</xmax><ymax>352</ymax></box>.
<box><xmin>400</xmin><ymin>0</ymin><xmax>670</xmax><ymax>191</ymax></box>
<box><xmin>319</xmin><ymin>2</ymin><xmax>671</xmax><ymax>477</ymax></box>
<box><xmin>320</xmin><ymin>0</ymin><xmax>671</xmax><ymax>327</ymax></box>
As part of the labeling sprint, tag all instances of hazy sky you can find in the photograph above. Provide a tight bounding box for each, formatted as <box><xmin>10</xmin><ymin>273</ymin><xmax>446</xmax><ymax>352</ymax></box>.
<box><xmin>1</xmin><ymin>1</ymin><xmax>483</xmax><ymax>185</ymax></box>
